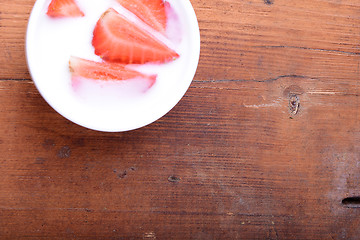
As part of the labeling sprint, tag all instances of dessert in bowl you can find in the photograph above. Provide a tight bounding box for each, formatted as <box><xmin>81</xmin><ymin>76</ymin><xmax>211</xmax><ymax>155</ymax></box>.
<box><xmin>26</xmin><ymin>0</ymin><xmax>200</xmax><ymax>132</ymax></box>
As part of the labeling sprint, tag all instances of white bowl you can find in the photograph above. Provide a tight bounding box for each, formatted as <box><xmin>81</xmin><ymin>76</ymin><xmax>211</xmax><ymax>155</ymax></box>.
<box><xmin>26</xmin><ymin>0</ymin><xmax>200</xmax><ymax>132</ymax></box>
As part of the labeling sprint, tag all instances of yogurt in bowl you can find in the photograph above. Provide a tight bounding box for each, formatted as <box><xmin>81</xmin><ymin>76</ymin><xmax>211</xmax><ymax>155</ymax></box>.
<box><xmin>26</xmin><ymin>0</ymin><xmax>200</xmax><ymax>132</ymax></box>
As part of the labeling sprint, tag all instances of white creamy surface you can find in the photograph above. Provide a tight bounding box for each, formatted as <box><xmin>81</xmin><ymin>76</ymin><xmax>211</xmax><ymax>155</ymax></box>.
<box><xmin>27</xmin><ymin>0</ymin><xmax>200</xmax><ymax>131</ymax></box>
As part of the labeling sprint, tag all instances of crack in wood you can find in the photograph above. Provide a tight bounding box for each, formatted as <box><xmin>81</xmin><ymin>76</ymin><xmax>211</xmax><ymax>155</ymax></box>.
<box><xmin>194</xmin><ymin>74</ymin><xmax>319</xmax><ymax>83</ymax></box>
<box><xmin>0</xmin><ymin>79</ymin><xmax>32</xmax><ymax>81</ymax></box>
<box><xmin>256</xmin><ymin>45</ymin><xmax>360</xmax><ymax>56</ymax></box>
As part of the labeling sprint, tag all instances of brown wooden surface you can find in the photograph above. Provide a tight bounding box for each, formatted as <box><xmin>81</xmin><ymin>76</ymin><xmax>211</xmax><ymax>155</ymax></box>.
<box><xmin>1</xmin><ymin>0</ymin><xmax>360</xmax><ymax>239</ymax></box>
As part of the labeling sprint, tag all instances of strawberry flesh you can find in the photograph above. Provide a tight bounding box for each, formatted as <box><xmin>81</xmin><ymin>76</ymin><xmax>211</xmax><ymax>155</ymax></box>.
<box><xmin>117</xmin><ymin>0</ymin><xmax>167</xmax><ymax>34</ymax></box>
<box><xmin>69</xmin><ymin>56</ymin><xmax>156</xmax><ymax>87</ymax></box>
<box><xmin>47</xmin><ymin>0</ymin><xmax>84</xmax><ymax>18</ymax></box>
<box><xmin>92</xmin><ymin>8</ymin><xmax>179</xmax><ymax>64</ymax></box>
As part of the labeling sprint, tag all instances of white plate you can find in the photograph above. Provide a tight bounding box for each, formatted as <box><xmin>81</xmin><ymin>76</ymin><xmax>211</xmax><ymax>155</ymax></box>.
<box><xmin>26</xmin><ymin>0</ymin><xmax>200</xmax><ymax>132</ymax></box>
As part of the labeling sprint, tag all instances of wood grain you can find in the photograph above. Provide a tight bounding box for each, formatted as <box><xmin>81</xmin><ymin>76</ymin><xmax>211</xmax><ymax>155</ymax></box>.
<box><xmin>1</xmin><ymin>0</ymin><xmax>360</xmax><ymax>239</ymax></box>
<box><xmin>0</xmin><ymin>0</ymin><xmax>34</xmax><ymax>79</ymax></box>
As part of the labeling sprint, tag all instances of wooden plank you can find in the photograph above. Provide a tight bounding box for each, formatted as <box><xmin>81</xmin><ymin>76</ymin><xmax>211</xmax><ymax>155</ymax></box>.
<box><xmin>0</xmin><ymin>0</ymin><xmax>35</xmax><ymax>80</ymax></box>
<box><xmin>1</xmin><ymin>0</ymin><xmax>359</xmax><ymax>81</ymax></box>
<box><xmin>0</xmin><ymin>78</ymin><xmax>359</xmax><ymax>239</ymax></box>
<box><xmin>0</xmin><ymin>0</ymin><xmax>360</xmax><ymax>239</ymax></box>
<box><xmin>193</xmin><ymin>0</ymin><xmax>360</xmax><ymax>81</ymax></box>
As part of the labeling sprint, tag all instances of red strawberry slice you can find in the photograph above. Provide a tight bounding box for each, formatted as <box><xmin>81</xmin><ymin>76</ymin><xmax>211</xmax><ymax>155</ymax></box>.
<box><xmin>47</xmin><ymin>0</ymin><xmax>84</xmax><ymax>18</ymax></box>
<box><xmin>92</xmin><ymin>8</ymin><xmax>179</xmax><ymax>64</ymax></box>
<box><xmin>117</xmin><ymin>0</ymin><xmax>167</xmax><ymax>34</ymax></box>
<box><xmin>69</xmin><ymin>56</ymin><xmax>156</xmax><ymax>87</ymax></box>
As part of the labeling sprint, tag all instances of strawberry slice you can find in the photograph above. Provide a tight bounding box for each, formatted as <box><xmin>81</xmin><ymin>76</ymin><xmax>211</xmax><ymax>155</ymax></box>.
<box><xmin>116</xmin><ymin>0</ymin><xmax>167</xmax><ymax>34</ymax></box>
<box><xmin>92</xmin><ymin>8</ymin><xmax>179</xmax><ymax>64</ymax></box>
<box><xmin>47</xmin><ymin>0</ymin><xmax>84</xmax><ymax>18</ymax></box>
<box><xmin>69</xmin><ymin>56</ymin><xmax>156</xmax><ymax>87</ymax></box>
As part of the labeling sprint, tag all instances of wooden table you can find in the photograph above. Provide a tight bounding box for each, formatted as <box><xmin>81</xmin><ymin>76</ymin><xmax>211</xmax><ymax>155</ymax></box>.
<box><xmin>1</xmin><ymin>0</ymin><xmax>360</xmax><ymax>239</ymax></box>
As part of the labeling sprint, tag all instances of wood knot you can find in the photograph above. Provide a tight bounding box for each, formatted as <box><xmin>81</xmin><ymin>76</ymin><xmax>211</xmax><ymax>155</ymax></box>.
<box><xmin>168</xmin><ymin>176</ymin><xmax>181</xmax><ymax>183</ymax></box>
<box><xmin>264</xmin><ymin>0</ymin><xmax>274</xmax><ymax>5</ymax></box>
<box><xmin>117</xmin><ymin>170</ymin><xmax>127</xmax><ymax>179</ymax></box>
<box><xmin>113</xmin><ymin>167</ymin><xmax>136</xmax><ymax>179</ymax></box>
<box><xmin>57</xmin><ymin>146</ymin><xmax>71</xmax><ymax>159</ymax></box>
<box><xmin>289</xmin><ymin>94</ymin><xmax>300</xmax><ymax>115</ymax></box>
<box><xmin>144</xmin><ymin>232</ymin><xmax>156</xmax><ymax>239</ymax></box>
